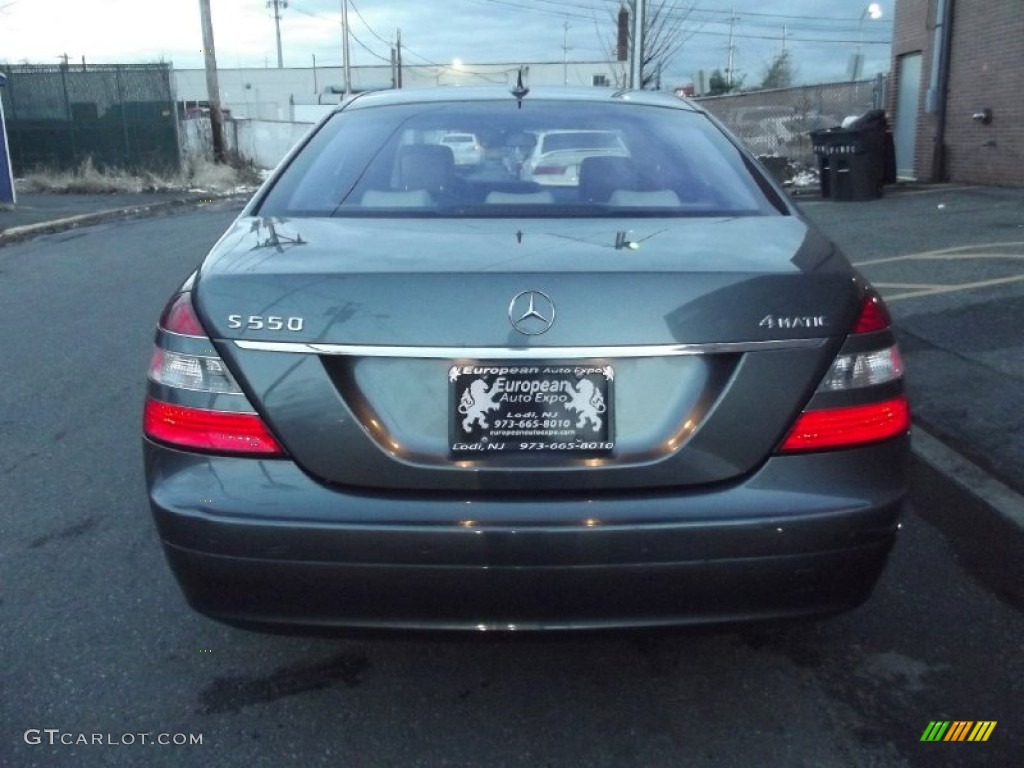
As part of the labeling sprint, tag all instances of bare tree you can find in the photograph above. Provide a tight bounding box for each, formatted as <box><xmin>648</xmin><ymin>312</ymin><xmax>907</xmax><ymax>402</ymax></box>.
<box><xmin>609</xmin><ymin>2</ymin><xmax>701</xmax><ymax>89</ymax></box>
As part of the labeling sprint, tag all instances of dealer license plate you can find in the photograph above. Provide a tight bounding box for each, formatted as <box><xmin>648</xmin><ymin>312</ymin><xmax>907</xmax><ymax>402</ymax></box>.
<box><xmin>449</xmin><ymin>363</ymin><xmax>614</xmax><ymax>455</ymax></box>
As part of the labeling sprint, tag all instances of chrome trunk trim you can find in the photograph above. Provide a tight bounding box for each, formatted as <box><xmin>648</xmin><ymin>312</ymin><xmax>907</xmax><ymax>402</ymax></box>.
<box><xmin>233</xmin><ymin>338</ymin><xmax>825</xmax><ymax>358</ymax></box>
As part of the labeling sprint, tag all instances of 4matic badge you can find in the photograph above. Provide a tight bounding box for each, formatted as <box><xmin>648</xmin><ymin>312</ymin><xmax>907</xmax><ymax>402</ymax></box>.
<box><xmin>759</xmin><ymin>314</ymin><xmax>828</xmax><ymax>330</ymax></box>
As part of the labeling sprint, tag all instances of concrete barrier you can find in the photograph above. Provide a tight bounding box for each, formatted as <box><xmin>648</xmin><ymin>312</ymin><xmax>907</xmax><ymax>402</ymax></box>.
<box><xmin>180</xmin><ymin>116</ymin><xmax>318</xmax><ymax>170</ymax></box>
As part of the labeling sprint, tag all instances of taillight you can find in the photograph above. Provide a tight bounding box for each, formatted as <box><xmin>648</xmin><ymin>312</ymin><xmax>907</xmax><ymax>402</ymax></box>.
<box><xmin>144</xmin><ymin>292</ymin><xmax>284</xmax><ymax>456</ymax></box>
<box><xmin>159</xmin><ymin>292</ymin><xmax>206</xmax><ymax>336</ymax></box>
<box><xmin>780</xmin><ymin>398</ymin><xmax>910</xmax><ymax>452</ymax></box>
<box><xmin>144</xmin><ymin>400</ymin><xmax>283</xmax><ymax>455</ymax></box>
<box><xmin>852</xmin><ymin>292</ymin><xmax>890</xmax><ymax>333</ymax></box>
<box><xmin>779</xmin><ymin>288</ymin><xmax>909</xmax><ymax>453</ymax></box>
<box><xmin>148</xmin><ymin>348</ymin><xmax>242</xmax><ymax>393</ymax></box>
<box><xmin>817</xmin><ymin>345</ymin><xmax>903</xmax><ymax>392</ymax></box>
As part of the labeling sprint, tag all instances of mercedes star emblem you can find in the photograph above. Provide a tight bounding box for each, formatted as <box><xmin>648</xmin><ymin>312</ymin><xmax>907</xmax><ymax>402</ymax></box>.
<box><xmin>508</xmin><ymin>290</ymin><xmax>556</xmax><ymax>335</ymax></box>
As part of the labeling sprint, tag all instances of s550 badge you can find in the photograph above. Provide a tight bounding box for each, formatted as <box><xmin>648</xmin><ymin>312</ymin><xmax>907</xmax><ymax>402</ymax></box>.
<box><xmin>227</xmin><ymin>314</ymin><xmax>304</xmax><ymax>331</ymax></box>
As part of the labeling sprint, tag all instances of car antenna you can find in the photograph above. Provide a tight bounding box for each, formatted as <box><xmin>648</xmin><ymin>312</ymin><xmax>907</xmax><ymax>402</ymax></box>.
<box><xmin>510</xmin><ymin>67</ymin><xmax>529</xmax><ymax>109</ymax></box>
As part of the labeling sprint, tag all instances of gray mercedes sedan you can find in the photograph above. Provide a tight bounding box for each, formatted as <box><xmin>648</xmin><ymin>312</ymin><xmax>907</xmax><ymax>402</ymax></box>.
<box><xmin>143</xmin><ymin>87</ymin><xmax>910</xmax><ymax>631</ymax></box>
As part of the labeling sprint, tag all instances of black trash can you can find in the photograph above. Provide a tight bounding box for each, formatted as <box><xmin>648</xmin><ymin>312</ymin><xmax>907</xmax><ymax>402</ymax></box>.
<box><xmin>811</xmin><ymin>110</ymin><xmax>891</xmax><ymax>202</ymax></box>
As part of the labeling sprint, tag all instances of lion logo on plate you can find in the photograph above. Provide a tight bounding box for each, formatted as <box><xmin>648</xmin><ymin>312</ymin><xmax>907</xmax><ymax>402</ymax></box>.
<box><xmin>458</xmin><ymin>380</ymin><xmax>501</xmax><ymax>432</ymax></box>
<box><xmin>565</xmin><ymin>379</ymin><xmax>606</xmax><ymax>432</ymax></box>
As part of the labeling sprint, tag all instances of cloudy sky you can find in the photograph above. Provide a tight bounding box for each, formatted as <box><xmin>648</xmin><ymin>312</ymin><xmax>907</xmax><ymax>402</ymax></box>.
<box><xmin>0</xmin><ymin>0</ymin><xmax>894</xmax><ymax>87</ymax></box>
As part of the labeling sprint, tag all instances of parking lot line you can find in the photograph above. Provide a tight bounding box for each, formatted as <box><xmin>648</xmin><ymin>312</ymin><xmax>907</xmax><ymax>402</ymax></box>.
<box><xmin>853</xmin><ymin>242</ymin><xmax>1024</xmax><ymax>301</ymax></box>
<box><xmin>876</xmin><ymin>274</ymin><xmax>1024</xmax><ymax>302</ymax></box>
<box><xmin>854</xmin><ymin>241</ymin><xmax>1024</xmax><ymax>268</ymax></box>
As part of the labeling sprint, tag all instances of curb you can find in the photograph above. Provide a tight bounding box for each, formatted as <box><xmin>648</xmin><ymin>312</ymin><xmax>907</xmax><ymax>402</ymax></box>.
<box><xmin>911</xmin><ymin>426</ymin><xmax>1024</xmax><ymax>531</ymax></box>
<box><xmin>909</xmin><ymin>425</ymin><xmax>1024</xmax><ymax>609</ymax></box>
<box><xmin>0</xmin><ymin>193</ymin><xmax>248</xmax><ymax>247</ymax></box>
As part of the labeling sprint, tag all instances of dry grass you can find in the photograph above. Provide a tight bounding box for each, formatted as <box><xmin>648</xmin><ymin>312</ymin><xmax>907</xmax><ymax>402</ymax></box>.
<box><xmin>16</xmin><ymin>156</ymin><xmax>261</xmax><ymax>195</ymax></box>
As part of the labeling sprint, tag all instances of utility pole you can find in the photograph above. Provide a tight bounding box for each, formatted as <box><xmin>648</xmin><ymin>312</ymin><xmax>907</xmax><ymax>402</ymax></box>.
<box><xmin>781</xmin><ymin>25</ymin><xmax>788</xmax><ymax>53</ymax></box>
<box><xmin>561</xmin><ymin>20</ymin><xmax>571</xmax><ymax>86</ymax></box>
<box><xmin>198</xmin><ymin>0</ymin><xmax>227</xmax><ymax>163</ymax></box>
<box><xmin>267</xmin><ymin>0</ymin><xmax>287</xmax><ymax>69</ymax></box>
<box><xmin>396</xmin><ymin>28</ymin><xmax>403</xmax><ymax>88</ymax></box>
<box><xmin>629</xmin><ymin>0</ymin><xmax>645</xmax><ymax>89</ymax></box>
<box><xmin>341</xmin><ymin>0</ymin><xmax>352</xmax><ymax>94</ymax></box>
<box><xmin>726</xmin><ymin>5</ymin><xmax>739</xmax><ymax>86</ymax></box>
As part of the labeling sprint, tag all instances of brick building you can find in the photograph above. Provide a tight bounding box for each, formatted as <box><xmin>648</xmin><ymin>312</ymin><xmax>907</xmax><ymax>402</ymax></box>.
<box><xmin>890</xmin><ymin>0</ymin><xmax>1023</xmax><ymax>185</ymax></box>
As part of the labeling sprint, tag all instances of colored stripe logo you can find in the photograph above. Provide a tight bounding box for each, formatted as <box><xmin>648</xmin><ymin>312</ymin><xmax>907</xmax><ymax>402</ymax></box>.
<box><xmin>921</xmin><ymin>721</ymin><xmax>997</xmax><ymax>742</ymax></box>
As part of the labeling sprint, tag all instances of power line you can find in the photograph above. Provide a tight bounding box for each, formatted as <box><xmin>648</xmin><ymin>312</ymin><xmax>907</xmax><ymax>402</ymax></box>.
<box><xmin>349</xmin><ymin>27</ymin><xmax>393</xmax><ymax>63</ymax></box>
<box><xmin>691</xmin><ymin>29</ymin><xmax>891</xmax><ymax>45</ymax></box>
<box><xmin>463</xmin><ymin>0</ymin><xmax>889</xmax><ymax>45</ymax></box>
<box><xmin>348</xmin><ymin>0</ymin><xmax>393</xmax><ymax>46</ymax></box>
<box><xmin>288</xmin><ymin>0</ymin><xmax>392</xmax><ymax>63</ymax></box>
<box><xmin>473</xmin><ymin>0</ymin><xmax>889</xmax><ymax>25</ymax></box>
<box><xmin>465</xmin><ymin>0</ymin><xmax>890</xmax><ymax>37</ymax></box>
<box><xmin>286</xmin><ymin>2</ymin><xmax>331</xmax><ymax>23</ymax></box>
<box><xmin>462</xmin><ymin>0</ymin><xmax>598</xmax><ymax>22</ymax></box>
<box><xmin>399</xmin><ymin>44</ymin><xmax>512</xmax><ymax>82</ymax></box>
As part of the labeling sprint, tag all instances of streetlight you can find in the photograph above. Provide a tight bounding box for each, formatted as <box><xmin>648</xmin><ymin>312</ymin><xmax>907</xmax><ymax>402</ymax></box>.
<box><xmin>851</xmin><ymin>3</ymin><xmax>883</xmax><ymax>80</ymax></box>
<box><xmin>859</xmin><ymin>3</ymin><xmax>883</xmax><ymax>51</ymax></box>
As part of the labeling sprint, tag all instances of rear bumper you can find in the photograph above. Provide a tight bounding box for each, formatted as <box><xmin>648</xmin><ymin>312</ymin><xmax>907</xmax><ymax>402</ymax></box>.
<box><xmin>146</xmin><ymin>438</ymin><xmax>907</xmax><ymax>630</ymax></box>
<box><xmin>163</xmin><ymin>540</ymin><xmax>895</xmax><ymax>631</ymax></box>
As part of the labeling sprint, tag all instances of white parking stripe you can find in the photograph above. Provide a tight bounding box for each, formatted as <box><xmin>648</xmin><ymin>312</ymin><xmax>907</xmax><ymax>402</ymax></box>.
<box><xmin>854</xmin><ymin>242</ymin><xmax>1024</xmax><ymax>301</ymax></box>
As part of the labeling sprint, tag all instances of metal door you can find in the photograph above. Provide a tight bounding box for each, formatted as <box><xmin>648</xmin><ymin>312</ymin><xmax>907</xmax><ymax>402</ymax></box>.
<box><xmin>894</xmin><ymin>53</ymin><xmax>922</xmax><ymax>179</ymax></box>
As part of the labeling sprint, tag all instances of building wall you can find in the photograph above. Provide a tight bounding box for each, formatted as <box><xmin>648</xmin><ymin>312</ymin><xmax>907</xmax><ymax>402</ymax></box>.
<box><xmin>180</xmin><ymin>116</ymin><xmax>314</xmax><ymax>169</ymax></box>
<box><xmin>891</xmin><ymin>0</ymin><xmax>1024</xmax><ymax>185</ymax></box>
<box><xmin>174</xmin><ymin>61</ymin><xmax>623</xmax><ymax>121</ymax></box>
<box><xmin>943</xmin><ymin>5</ymin><xmax>1024</xmax><ymax>185</ymax></box>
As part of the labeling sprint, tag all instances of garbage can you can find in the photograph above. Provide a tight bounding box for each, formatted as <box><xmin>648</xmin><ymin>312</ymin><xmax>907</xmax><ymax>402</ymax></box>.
<box><xmin>756</xmin><ymin>154</ymin><xmax>788</xmax><ymax>185</ymax></box>
<box><xmin>811</xmin><ymin>110</ymin><xmax>891</xmax><ymax>202</ymax></box>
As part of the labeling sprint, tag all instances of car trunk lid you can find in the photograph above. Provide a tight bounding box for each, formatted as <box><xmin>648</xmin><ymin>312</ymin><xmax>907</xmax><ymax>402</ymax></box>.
<box><xmin>196</xmin><ymin>215</ymin><xmax>858</xmax><ymax>492</ymax></box>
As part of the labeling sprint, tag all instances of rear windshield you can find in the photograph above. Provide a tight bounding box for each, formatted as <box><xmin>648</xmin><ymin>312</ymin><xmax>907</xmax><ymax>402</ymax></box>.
<box><xmin>257</xmin><ymin>100</ymin><xmax>783</xmax><ymax>218</ymax></box>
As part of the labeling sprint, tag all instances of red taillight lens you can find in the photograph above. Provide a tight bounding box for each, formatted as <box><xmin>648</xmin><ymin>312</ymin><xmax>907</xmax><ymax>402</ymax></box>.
<box><xmin>852</xmin><ymin>291</ymin><xmax>890</xmax><ymax>334</ymax></box>
<box><xmin>144</xmin><ymin>399</ymin><xmax>284</xmax><ymax>456</ymax></box>
<box><xmin>779</xmin><ymin>397</ymin><xmax>910</xmax><ymax>453</ymax></box>
<box><xmin>160</xmin><ymin>292</ymin><xmax>206</xmax><ymax>336</ymax></box>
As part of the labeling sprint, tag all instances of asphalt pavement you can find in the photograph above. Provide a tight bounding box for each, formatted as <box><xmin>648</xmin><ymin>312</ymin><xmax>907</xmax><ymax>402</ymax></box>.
<box><xmin>799</xmin><ymin>185</ymin><xmax>1024</xmax><ymax>498</ymax></box>
<box><xmin>0</xmin><ymin>191</ymin><xmax>224</xmax><ymax>244</ymax></box>
<box><xmin>1</xmin><ymin>187</ymin><xmax>1021</xmax><ymax>767</ymax></box>
<box><xmin>2</xmin><ymin>183</ymin><xmax>1022</xmax><ymax>538</ymax></box>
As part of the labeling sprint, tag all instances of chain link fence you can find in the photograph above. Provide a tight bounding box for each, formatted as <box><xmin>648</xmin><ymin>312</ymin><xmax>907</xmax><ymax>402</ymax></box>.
<box><xmin>0</xmin><ymin>63</ymin><xmax>180</xmax><ymax>175</ymax></box>
<box><xmin>696</xmin><ymin>77</ymin><xmax>887</xmax><ymax>175</ymax></box>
